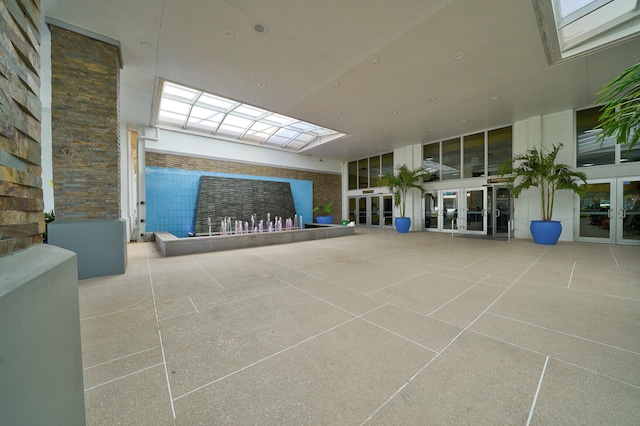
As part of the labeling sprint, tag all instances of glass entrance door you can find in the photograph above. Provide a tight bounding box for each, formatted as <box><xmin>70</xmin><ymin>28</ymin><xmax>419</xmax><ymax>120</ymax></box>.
<box><xmin>577</xmin><ymin>178</ymin><xmax>640</xmax><ymax>245</ymax></box>
<box><xmin>578</xmin><ymin>180</ymin><xmax>612</xmax><ymax>242</ymax></box>
<box><xmin>464</xmin><ymin>188</ymin><xmax>486</xmax><ymax>234</ymax></box>
<box><xmin>349</xmin><ymin>195</ymin><xmax>394</xmax><ymax>228</ymax></box>
<box><xmin>424</xmin><ymin>191</ymin><xmax>440</xmax><ymax>231</ymax></box>
<box><xmin>493</xmin><ymin>186</ymin><xmax>511</xmax><ymax>239</ymax></box>
<box><xmin>618</xmin><ymin>178</ymin><xmax>640</xmax><ymax>244</ymax></box>
<box><xmin>442</xmin><ymin>190</ymin><xmax>460</xmax><ymax>232</ymax></box>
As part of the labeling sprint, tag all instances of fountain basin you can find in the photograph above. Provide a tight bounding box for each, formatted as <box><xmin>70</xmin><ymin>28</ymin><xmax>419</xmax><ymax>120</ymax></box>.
<box><xmin>154</xmin><ymin>224</ymin><xmax>355</xmax><ymax>257</ymax></box>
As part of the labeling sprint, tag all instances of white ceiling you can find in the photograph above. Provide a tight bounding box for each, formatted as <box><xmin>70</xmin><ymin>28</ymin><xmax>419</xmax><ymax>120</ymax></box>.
<box><xmin>41</xmin><ymin>0</ymin><xmax>640</xmax><ymax>161</ymax></box>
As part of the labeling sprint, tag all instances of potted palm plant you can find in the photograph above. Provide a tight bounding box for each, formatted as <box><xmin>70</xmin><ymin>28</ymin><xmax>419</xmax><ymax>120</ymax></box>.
<box><xmin>313</xmin><ymin>201</ymin><xmax>334</xmax><ymax>224</ymax></box>
<box><xmin>381</xmin><ymin>164</ymin><xmax>430</xmax><ymax>233</ymax></box>
<box><xmin>498</xmin><ymin>143</ymin><xmax>587</xmax><ymax>245</ymax></box>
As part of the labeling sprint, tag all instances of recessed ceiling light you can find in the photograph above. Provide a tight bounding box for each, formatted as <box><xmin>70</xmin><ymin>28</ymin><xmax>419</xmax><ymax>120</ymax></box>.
<box><xmin>489</xmin><ymin>95</ymin><xmax>499</xmax><ymax>101</ymax></box>
<box><xmin>335</xmin><ymin>111</ymin><xmax>342</xmax><ymax>115</ymax></box>
<box><xmin>428</xmin><ymin>97</ymin><xmax>437</xmax><ymax>102</ymax></box>
<box><xmin>461</xmin><ymin>120</ymin><xmax>467</xmax><ymax>123</ymax></box>
<box><xmin>257</xmin><ymin>83</ymin><xmax>267</xmax><ymax>88</ymax></box>
<box><xmin>139</xmin><ymin>39</ymin><xmax>151</xmax><ymax>47</ymax></box>
<box><xmin>330</xmin><ymin>81</ymin><xmax>340</xmax><ymax>88</ymax></box>
<box><xmin>391</xmin><ymin>111</ymin><xmax>398</xmax><ymax>115</ymax></box>
<box><xmin>583</xmin><ymin>163</ymin><xmax>594</xmax><ymax>166</ymax></box>
<box><xmin>252</xmin><ymin>22</ymin><xmax>269</xmax><ymax>35</ymax></box>
<box><xmin>454</xmin><ymin>53</ymin><xmax>464</xmax><ymax>60</ymax></box>
<box><xmin>368</xmin><ymin>55</ymin><xmax>379</xmax><ymax>63</ymax></box>
<box><xmin>384</xmin><ymin>129</ymin><xmax>389</xmax><ymax>133</ymax></box>
<box><xmin>222</xmin><ymin>28</ymin><xmax>234</xmax><ymax>38</ymax></box>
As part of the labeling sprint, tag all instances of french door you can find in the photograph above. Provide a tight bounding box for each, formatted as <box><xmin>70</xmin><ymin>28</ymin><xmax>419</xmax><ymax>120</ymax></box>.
<box><xmin>424</xmin><ymin>186</ymin><xmax>512</xmax><ymax>238</ymax></box>
<box><xmin>577</xmin><ymin>177</ymin><xmax>640</xmax><ymax>245</ymax></box>
<box><xmin>348</xmin><ymin>195</ymin><xmax>393</xmax><ymax>228</ymax></box>
<box><xmin>425</xmin><ymin>190</ymin><xmax>462</xmax><ymax>232</ymax></box>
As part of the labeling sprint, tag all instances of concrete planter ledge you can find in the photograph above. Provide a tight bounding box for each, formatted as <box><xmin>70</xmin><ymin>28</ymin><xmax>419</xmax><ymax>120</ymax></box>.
<box><xmin>154</xmin><ymin>224</ymin><xmax>355</xmax><ymax>256</ymax></box>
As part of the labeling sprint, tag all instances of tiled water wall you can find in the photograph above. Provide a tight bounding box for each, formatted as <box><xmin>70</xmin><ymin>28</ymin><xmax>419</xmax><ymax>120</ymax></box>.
<box><xmin>145</xmin><ymin>167</ymin><xmax>313</xmax><ymax>237</ymax></box>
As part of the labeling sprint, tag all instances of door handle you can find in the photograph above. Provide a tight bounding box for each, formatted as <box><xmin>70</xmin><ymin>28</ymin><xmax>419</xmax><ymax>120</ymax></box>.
<box><xmin>608</xmin><ymin>209</ymin><xmax>614</xmax><ymax>218</ymax></box>
<box><xmin>495</xmin><ymin>209</ymin><xmax>501</xmax><ymax>218</ymax></box>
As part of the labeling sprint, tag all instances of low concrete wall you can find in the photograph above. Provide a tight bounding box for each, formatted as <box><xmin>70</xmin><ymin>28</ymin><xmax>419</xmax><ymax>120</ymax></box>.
<box><xmin>0</xmin><ymin>245</ymin><xmax>85</xmax><ymax>426</ymax></box>
<box><xmin>48</xmin><ymin>219</ymin><xmax>127</xmax><ymax>279</ymax></box>
<box><xmin>155</xmin><ymin>224</ymin><xmax>355</xmax><ymax>256</ymax></box>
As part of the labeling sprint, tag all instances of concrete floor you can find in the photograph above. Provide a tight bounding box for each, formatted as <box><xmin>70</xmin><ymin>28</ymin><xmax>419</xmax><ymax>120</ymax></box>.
<box><xmin>79</xmin><ymin>229</ymin><xmax>640</xmax><ymax>425</ymax></box>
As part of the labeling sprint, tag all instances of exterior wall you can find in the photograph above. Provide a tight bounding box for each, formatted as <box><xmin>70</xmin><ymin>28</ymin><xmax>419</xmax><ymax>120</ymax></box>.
<box><xmin>49</xmin><ymin>25</ymin><xmax>120</xmax><ymax>220</ymax></box>
<box><xmin>0</xmin><ymin>0</ymin><xmax>44</xmax><ymax>256</ymax></box>
<box><xmin>145</xmin><ymin>151</ymin><xmax>342</xmax><ymax>223</ymax></box>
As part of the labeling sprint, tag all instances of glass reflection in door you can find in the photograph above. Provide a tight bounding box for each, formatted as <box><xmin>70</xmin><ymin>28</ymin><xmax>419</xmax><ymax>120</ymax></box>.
<box><xmin>442</xmin><ymin>191</ymin><xmax>459</xmax><ymax>231</ymax></box>
<box><xmin>578</xmin><ymin>182</ymin><xmax>612</xmax><ymax>241</ymax></box>
<box><xmin>494</xmin><ymin>187</ymin><xmax>511</xmax><ymax>237</ymax></box>
<box><xmin>382</xmin><ymin>196</ymin><xmax>393</xmax><ymax>227</ymax></box>
<box><xmin>424</xmin><ymin>192</ymin><xmax>439</xmax><ymax>230</ymax></box>
<box><xmin>465</xmin><ymin>189</ymin><xmax>485</xmax><ymax>232</ymax></box>
<box><xmin>620</xmin><ymin>179</ymin><xmax>640</xmax><ymax>243</ymax></box>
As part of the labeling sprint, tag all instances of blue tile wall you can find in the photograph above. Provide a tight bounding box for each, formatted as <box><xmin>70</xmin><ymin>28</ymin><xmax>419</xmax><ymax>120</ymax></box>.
<box><xmin>145</xmin><ymin>167</ymin><xmax>313</xmax><ymax>237</ymax></box>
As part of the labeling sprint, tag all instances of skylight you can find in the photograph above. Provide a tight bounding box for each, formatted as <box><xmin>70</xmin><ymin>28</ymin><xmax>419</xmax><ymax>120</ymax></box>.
<box><xmin>156</xmin><ymin>81</ymin><xmax>345</xmax><ymax>152</ymax></box>
<box><xmin>535</xmin><ymin>0</ymin><xmax>640</xmax><ymax>62</ymax></box>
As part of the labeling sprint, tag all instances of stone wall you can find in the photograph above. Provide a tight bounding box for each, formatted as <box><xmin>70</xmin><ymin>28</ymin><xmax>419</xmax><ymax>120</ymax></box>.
<box><xmin>146</xmin><ymin>151</ymin><xmax>342</xmax><ymax>220</ymax></box>
<box><xmin>0</xmin><ymin>0</ymin><xmax>43</xmax><ymax>256</ymax></box>
<box><xmin>49</xmin><ymin>25</ymin><xmax>120</xmax><ymax>220</ymax></box>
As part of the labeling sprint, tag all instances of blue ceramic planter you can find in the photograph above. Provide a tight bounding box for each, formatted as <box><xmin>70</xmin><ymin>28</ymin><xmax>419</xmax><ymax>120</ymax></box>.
<box><xmin>315</xmin><ymin>215</ymin><xmax>334</xmax><ymax>224</ymax></box>
<box><xmin>395</xmin><ymin>217</ymin><xmax>411</xmax><ymax>233</ymax></box>
<box><xmin>530</xmin><ymin>220</ymin><xmax>562</xmax><ymax>245</ymax></box>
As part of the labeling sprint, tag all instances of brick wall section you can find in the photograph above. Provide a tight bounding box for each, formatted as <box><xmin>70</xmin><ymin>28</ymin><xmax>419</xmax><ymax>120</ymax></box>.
<box><xmin>0</xmin><ymin>0</ymin><xmax>43</xmax><ymax>257</ymax></box>
<box><xmin>49</xmin><ymin>25</ymin><xmax>120</xmax><ymax>220</ymax></box>
<box><xmin>146</xmin><ymin>152</ymin><xmax>342</xmax><ymax>221</ymax></box>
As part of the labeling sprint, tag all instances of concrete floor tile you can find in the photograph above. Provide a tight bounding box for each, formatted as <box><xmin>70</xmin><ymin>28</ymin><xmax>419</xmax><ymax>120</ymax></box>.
<box><xmin>429</xmin><ymin>283</ymin><xmax>506</xmax><ymax>327</ymax></box>
<box><xmin>490</xmin><ymin>281</ymin><xmax>640</xmax><ymax>352</ymax></box>
<box><xmin>367</xmin><ymin>331</ymin><xmax>544</xmax><ymax>425</ymax></box>
<box><xmin>308</xmin><ymin>257</ymin><xmax>425</xmax><ymax>294</ymax></box>
<box><xmin>162</xmin><ymin>287</ymin><xmax>354</xmax><ymax>397</ymax></box>
<box><xmin>570</xmin><ymin>265</ymin><xmax>640</xmax><ymax>299</ymax></box>
<box><xmin>173</xmin><ymin>319</ymin><xmax>434</xmax><ymax>425</ymax></box>
<box><xmin>156</xmin><ymin>296</ymin><xmax>198</xmax><ymax>321</ymax></box>
<box><xmin>289</xmin><ymin>275</ymin><xmax>386</xmax><ymax>316</ymax></box>
<box><xmin>471</xmin><ymin>313</ymin><xmax>640</xmax><ymax>387</ymax></box>
<box><xmin>371</xmin><ymin>273</ymin><xmax>475</xmax><ymax>316</ymax></box>
<box><xmin>80</xmin><ymin>306</ymin><xmax>159</xmax><ymax>367</ymax></box>
<box><xmin>80</xmin><ymin>230</ymin><xmax>640</xmax><ymax>424</ymax></box>
<box><xmin>84</xmin><ymin>364</ymin><xmax>174</xmax><ymax>426</ymax></box>
<box><xmin>189</xmin><ymin>277</ymin><xmax>290</xmax><ymax>311</ymax></box>
<box><xmin>78</xmin><ymin>277</ymin><xmax>154</xmax><ymax>319</ymax></box>
<box><xmin>83</xmin><ymin>346</ymin><xmax>163</xmax><ymax>390</ymax></box>
<box><xmin>361</xmin><ymin>304</ymin><xmax>461</xmax><ymax>352</ymax></box>
<box><xmin>530</xmin><ymin>359</ymin><xmax>640</xmax><ymax>425</ymax></box>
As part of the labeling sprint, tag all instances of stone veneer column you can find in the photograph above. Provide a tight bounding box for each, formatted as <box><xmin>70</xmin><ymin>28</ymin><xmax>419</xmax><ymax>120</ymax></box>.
<box><xmin>49</xmin><ymin>25</ymin><xmax>120</xmax><ymax>219</ymax></box>
<box><xmin>0</xmin><ymin>0</ymin><xmax>43</xmax><ymax>256</ymax></box>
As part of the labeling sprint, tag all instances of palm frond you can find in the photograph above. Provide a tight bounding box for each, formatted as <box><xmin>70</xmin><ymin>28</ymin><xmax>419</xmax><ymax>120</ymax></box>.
<box><xmin>596</xmin><ymin>60</ymin><xmax>640</xmax><ymax>150</ymax></box>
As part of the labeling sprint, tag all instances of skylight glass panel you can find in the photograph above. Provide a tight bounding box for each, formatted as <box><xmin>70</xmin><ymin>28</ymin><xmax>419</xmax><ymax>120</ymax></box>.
<box><xmin>160</xmin><ymin>98</ymin><xmax>191</xmax><ymax>115</ymax></box>
<box><xmin>156</xmin><ymin>80</ymin><xmax>345</xmax><ymax>152</ymax></box>
<box><xmin>233</xmin><ymin>104</ymin><xmax>268</xmax><ymax>118</ymax></box>
<box><xmin>197</xmin><ymin>93</ymin><xmax>237</xmax><ymax>111</ymax></box>
<box><xmin>187</xmin><ymin>118</ymin><xmax>219</xmax><ymax>132</ymax></box>
<box><xmin>163</xmin><ymin>82</ymin><xmax>199</xmax><ymax>102</ymax></box>
<box><xmin>189</xmin><ymin>106</ymin><xmax>222</xmax><ymax>121</ymax></box>
<box><xmin>221</xmin><ymin>115</ymin><xmax>253</xmax><ymax>129</ymax></box>
<box><xmin>557</xmin><ymin>0</ymin><xmax>607</xmax><ymax>18</ymax></box>
<box><xmin>264</xmin><ymin>113</ymin><xmax>297</xmax><ymax>126</ymax></box>
<box><xmin>158</xmin><ymin>111</ymin><xmax>187</xmax><ymax>126</ymax></box>
<box><xmin>543</xmin><ymin>0</ymin><xmax>640</xmax><ymax>60</ymax></box>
